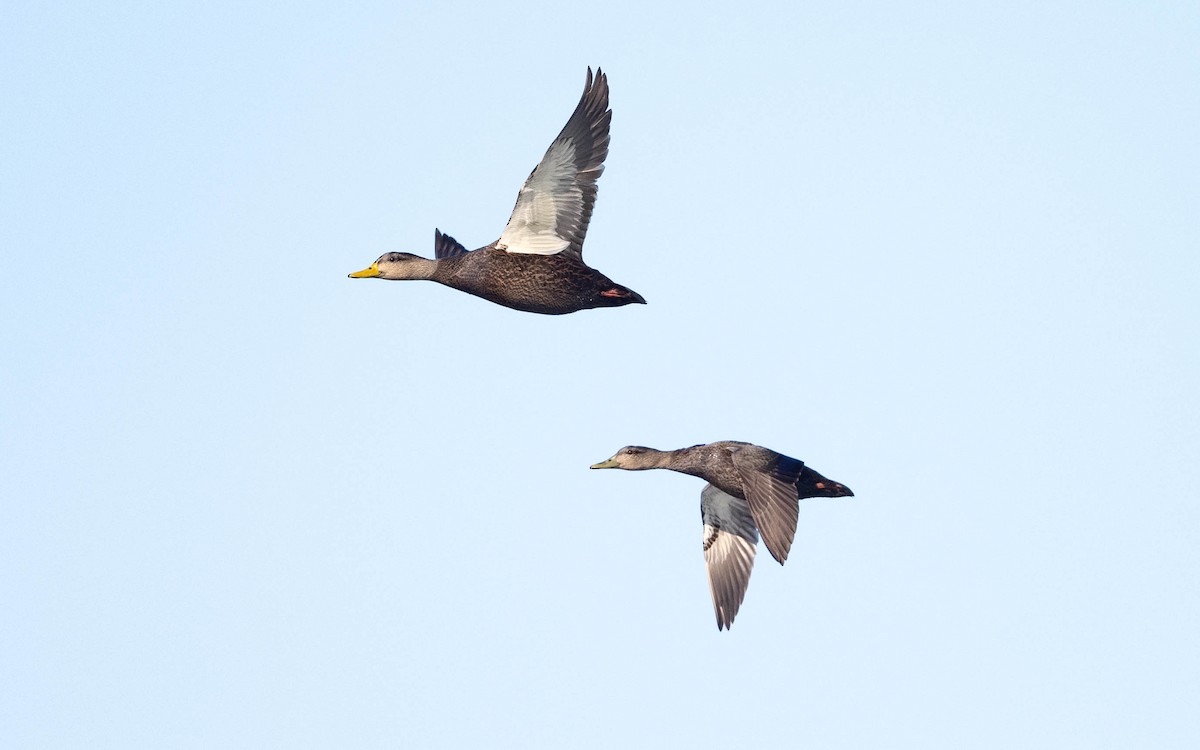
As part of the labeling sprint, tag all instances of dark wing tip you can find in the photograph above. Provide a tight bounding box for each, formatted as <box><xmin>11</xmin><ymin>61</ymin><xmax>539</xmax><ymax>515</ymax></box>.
<box><xmin>433</xmin><ymin>229</ymin><xmax>469</xmax><ymax>259</ymax></box>
<box><xmin>580</xmin><ymin>66</ymin><xmax>609</xmax><ymax>114</ymax></box>
<box><xmin>717</xmin><ymin>609</ymin><xmax>734</xmax><ymax>631</ymax></box>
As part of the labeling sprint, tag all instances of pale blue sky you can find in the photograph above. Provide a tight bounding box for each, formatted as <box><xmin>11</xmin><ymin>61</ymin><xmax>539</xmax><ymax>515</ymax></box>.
<box><xmin>2</xmin><ymin>2</ymin><xmax>1198</xmax><ymax>748</ymax></box>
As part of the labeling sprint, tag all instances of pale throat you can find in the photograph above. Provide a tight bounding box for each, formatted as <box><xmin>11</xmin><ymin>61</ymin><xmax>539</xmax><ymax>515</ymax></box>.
<box><xmin>386</xmin><ymin>257</ymin><xmax>438</xmax><ymax>280</ymax></box>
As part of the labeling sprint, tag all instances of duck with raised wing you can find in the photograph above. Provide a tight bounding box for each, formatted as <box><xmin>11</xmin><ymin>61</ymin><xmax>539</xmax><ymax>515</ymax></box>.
<box><xmin>348</xmin><ymin>68</ymin><xmax>644</xmax><ymax>315</ymax></box>
<box><xmin>590</xmin><ymin>442</ymin><xmax>853</xmax><ymax>630</ymax></box>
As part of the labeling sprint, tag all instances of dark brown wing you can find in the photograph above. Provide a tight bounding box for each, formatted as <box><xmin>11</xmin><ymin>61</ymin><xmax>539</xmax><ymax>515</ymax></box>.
<box><xmin>730</xmin><ymin>447</ymin><xmax>803</xmax><ymax>565</ymax></box>
<box><xmin>433</xmin><ymin>228</ymin><xmax>469</xmax><ymax>259</ymax></box>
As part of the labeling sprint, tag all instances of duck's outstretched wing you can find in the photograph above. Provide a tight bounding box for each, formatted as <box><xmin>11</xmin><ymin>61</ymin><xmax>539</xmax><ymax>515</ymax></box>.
<box><xmin>433</xmin><ymin>229</ymin><xmax>469</xmax><ymax>259</ymax></box>
<box><xmin>701</xmin><ymin>484</ymin><xmax>759</xmax><ymax>631</ymax></box>
<box><xmin>730</xmin><ymin>447</ymin><xmax>803</xmax><ymax>566</ymax></box>
<box><xmin>496</xmin><ymin>67</ymin><xmax>611</xmax><ymax>260</ymax></box>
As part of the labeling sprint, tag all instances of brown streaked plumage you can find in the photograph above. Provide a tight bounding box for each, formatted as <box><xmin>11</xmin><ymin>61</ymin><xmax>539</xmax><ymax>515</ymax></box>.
<box><xmin>348</xmin><ymin>68</ymin><xmax>644</xmax><ymax>315</ymax></box>
<box><xmin>590</xmin><ymin>441</ymin><xmax>853</xmax><ymax>630</ymax></box>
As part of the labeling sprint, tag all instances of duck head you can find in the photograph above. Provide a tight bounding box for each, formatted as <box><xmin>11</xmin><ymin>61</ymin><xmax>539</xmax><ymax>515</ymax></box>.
<box><xmin>590</xmin><ymin>446</ymin><xmax>668</xmax><ymax>470</ymax></box>
<box><xmin>348</xmin><ymin>252</ymin><xmax>436</xmax><ymax>280</ymax></box>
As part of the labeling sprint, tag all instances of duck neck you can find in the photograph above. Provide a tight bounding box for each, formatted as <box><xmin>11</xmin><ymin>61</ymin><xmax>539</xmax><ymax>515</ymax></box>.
<box><xmin>406</xmin><ymin>257</ymin><xmax>440</xmax><ymax>281</ymax></box>
<box><xmin>658</xmin><ymin>446</ymin><xmax>710</xmax><ymax>478</ymax></box>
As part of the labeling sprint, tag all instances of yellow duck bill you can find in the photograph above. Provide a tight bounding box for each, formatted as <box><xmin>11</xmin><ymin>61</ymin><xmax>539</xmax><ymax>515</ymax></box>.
<box><xmin>348</xmin><ymin>263</ymin><xmax>381</xmax><ymax>278</ymax></box>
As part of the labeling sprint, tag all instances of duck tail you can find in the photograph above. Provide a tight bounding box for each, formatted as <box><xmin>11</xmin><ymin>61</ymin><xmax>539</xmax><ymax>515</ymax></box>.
<box><xmin>597</xmin><ymin>284</ymin><xmax>646</xmax><ymax>306</ymax></box>
<box><xmin>796</xmin><ymin>465</ymin><xmax>854</xmax><ymax>498</ymax></box>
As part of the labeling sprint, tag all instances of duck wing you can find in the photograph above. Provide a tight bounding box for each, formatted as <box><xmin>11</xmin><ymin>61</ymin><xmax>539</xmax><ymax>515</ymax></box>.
<box><xmin>433</xmin><ymin>229</ymin><xmax>470</xmax><ymax>259</ymax></box>
<box><xmin>496</xmin><ymin>67</ymin><xmax>611</xmax><ymax>260</ymax></box>
<box><xmin>701</xmin><ymin>484</ymin><xmax>759</xmax><ymax>631</ymax></box>
<box><xmin>730</xmin><ymin>447</ymin><xmax>803</xmax><ymax>565</ymax></box>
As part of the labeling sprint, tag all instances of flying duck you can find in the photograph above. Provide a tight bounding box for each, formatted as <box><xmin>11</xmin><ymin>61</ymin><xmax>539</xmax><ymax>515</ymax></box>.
<box><xmin>590</xmin><ymin>442</ymin><xmax>853</xmax><ymax>630</ymax></box>
<box><xmin>348</xmin><ymin>68</ymin><xmax>644</xmax><ymax>315</ymax></box>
